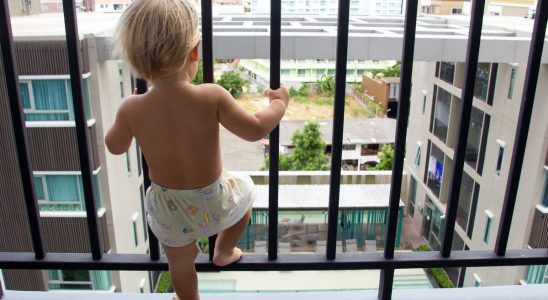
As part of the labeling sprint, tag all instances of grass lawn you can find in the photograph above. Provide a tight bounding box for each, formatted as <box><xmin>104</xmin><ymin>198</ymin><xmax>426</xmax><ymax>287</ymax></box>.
<box><xmin>237</xmin><ymin>93</ymin><xmax>372</xmax><ymax>120</ymax></box>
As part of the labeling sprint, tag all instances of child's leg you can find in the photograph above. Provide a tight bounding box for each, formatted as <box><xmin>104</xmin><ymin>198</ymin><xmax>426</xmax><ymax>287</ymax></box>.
<box><xmin>213</xmin><ymin>207</ymin><xmax>252</xmax><ymax>266</ymax></box>
<box><xmin>163</xmin><ymin>242</ymin><xmax>200</xmax><ymax>300</ymax></box>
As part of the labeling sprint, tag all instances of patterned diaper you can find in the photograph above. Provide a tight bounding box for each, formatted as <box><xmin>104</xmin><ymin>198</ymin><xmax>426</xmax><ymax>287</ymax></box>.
<box><xmin>145</xmin><ymin>170</ymin><xmax>255</xmax><ymax>247</ymax></box>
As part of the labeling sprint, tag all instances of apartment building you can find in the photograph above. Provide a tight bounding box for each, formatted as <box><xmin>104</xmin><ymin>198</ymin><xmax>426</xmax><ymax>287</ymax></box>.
<box><xmin>361</xmin><ymin>74</ymin><xmax>401</xmax><ymax>118</ymax></box>
<box><xmin>404</xmin><ymin>59</ymin><xmax>548</xmax><ymax>286</ymax></box>
<box><xmin>239</xmin><ymin>59</ymin><xmax>395</xmax><ymax>86</ymax></box>
<box><xmin>7</xmin><ymin>0</ymin><xmax>41</xmax><ymax>15</ymax></box>
<box><xmin>250</xmin><ymin>0</ymin><xmax>403</xmax><ymax>15</ymax></box>
<box><xmin>0</xmin><ymin>22</ymin><xmax>150</xmax><ymax>293</ymax></box>
<box><xmin>95</xmin><ymin>0</ymin><xmax>133</xmax><ymax>13</ymax></box>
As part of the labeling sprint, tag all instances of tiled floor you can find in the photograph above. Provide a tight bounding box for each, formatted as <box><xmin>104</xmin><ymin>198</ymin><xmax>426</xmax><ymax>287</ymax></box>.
<box><xmin>4</xmin><ymin>284</ymin><xmax>548</xmax><ymax>300</ymax></box>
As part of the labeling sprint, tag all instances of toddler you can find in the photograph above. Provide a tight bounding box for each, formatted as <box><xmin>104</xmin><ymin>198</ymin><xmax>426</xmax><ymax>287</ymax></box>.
<box><xmin>106</xmin><ymin>0</ymin><xmax>289</xmax><ymax>299</ymax></box>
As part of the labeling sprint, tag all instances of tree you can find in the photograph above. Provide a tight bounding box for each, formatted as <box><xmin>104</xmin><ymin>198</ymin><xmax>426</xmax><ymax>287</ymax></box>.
<box><xmin>262</xmin><ymin>121</ymin><xmax>330</xmax><ymax>171</ymax></box>
<box><xmin>191</xmin><ymin>60</ymin><xmax>203</xmax><ymax>85</ymax></box>
<box><xmin>377</xmin><ymin>61</ymin><xmax>401</xmax><ymax>78</ymax></box>
<box><xmin>217</xmin><ymin>71</ymin><xmax>246</xmax><ymax>98</ymax></box>
<box><xmin>316</xmin><ymin>75</ymin><xmax>335</xmax><ymax>97</ymax></box>
<box><xmin>375</xmin><ymin>144</ymin><xmax>394</xmax><ymax>170</ymax></box>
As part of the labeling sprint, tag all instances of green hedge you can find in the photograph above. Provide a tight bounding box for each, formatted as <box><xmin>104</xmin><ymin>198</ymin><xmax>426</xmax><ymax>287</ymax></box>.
<box><xmin>417</xmin><ymin>244</ymin><xmax>454</xmax><ymax>288</ymax></box>
<box><xmin>155</xmin><ymin>272</ymin><xmax>173</xmax><ymax>293</ymax></box>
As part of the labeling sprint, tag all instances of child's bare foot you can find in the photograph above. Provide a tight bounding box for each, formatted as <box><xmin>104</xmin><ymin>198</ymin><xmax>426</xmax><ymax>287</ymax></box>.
<box><xmin>212</xmin><ymin>247</ymin><xmax>242</xmax><ymax>266</ymax></box>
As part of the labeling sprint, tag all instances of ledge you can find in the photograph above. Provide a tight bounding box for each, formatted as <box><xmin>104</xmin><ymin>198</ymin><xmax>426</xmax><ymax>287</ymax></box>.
<box><xmin>3</xmin><ymin>284</ymin><xmax>548</xmax><ymax>300</ymax></box>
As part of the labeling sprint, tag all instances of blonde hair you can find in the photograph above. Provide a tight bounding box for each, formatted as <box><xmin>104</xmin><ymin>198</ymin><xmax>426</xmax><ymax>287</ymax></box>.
<box><xmin>113</xmin><ymin>0</ymin><xmax>200</xmax><ymax>80</ymax></box>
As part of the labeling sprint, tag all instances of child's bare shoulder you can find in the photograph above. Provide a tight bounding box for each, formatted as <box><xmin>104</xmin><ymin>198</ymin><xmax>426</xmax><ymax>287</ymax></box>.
<box><xmin>194</xmin><ymin>83</ymin><xmax>232</xmax><ymax>102</ymax></box>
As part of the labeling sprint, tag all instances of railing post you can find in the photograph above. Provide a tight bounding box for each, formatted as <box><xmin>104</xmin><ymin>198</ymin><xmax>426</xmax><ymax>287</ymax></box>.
<box><xmin>326</xmin><ymin>0</ymin><xmax>350</xmax><ymax>260</ymax></box>
<box><xmin>268</xmin><ymin>0</ymin><xmax>281</xmax><ymax>261</ymax></box>
<box><xmin>0</xmin><ymin>0</ymin><xmax>46</xmax><ymax>260</ymax></box>
<box><xmin>495</xmin><ymin>0</ymin><xmax>548</xmax><ymax>256</ymax></box>
<box><xmin>440</xmin><ymin>0</ymin><xmax>485</xmax><ymax>258</ymax></box>
<box><xmin>379</xmin><ymin>0</ymin><xmax>418</xmax><ymax>299</ymax></box>
<box><xmin>62</xmin><ymin>0</ymin><xmax>103</xmax><ymax>260</ymax></box>
<box><xmin>200</xmin><ymin>0</ymin><xmax>216</xmax><ymax>261</ymax></box>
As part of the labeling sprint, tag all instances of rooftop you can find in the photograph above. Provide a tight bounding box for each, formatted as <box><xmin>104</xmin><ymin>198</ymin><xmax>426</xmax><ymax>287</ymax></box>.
<box><xmin>279</xmin><ymin>119</ymin><xmax>397</xmax><ymax>146</ymax></box>
<box><xmin>252</xmin><ymin>184</ymin><xmax>404</xmax><ymax>209</ymax></box>
<box><xmin>9</xmin><ymin>13</ymin><xmax>548</xmax><ymax>62</ymax></box>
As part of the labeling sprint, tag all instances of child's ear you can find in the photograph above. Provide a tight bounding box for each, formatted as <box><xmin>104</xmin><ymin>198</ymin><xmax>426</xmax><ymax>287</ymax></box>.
<box><xmin>189</xmin><ymin>44</ymin><xmax>199</xmax><ymax>62</ymax></box>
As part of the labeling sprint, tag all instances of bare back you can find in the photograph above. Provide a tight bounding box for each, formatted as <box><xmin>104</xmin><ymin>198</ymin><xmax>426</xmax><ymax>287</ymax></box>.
<box><xmin>126</xmin><ymin>83</ymin><xmax>222</xmax><ymax>189</ymax></box>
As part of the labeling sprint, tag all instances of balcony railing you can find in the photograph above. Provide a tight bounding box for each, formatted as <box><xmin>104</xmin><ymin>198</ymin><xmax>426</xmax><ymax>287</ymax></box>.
<box><xmin>1</xmin><ymin>1</ymin><xmax>548</xmax><ymax>300</ymax></box>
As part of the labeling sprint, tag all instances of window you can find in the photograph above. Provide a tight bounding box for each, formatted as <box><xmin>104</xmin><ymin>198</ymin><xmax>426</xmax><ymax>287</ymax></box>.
<box><xmin>281</xmin><ymin>69</ymin><xmax>290</xmax><ymax>75</ymax></box>
<box><xmin>438</xmin><ymin>62</ymin><xmax>455</xmax><ymax>84</ymax></box>
<box><xmin>452</xmin><ymin>8</ymin><xmax>463</xmax><ymax>14</ymax></box>
<box><xmin>474</xmin><ymin>63</ymin><xmax>490</xmax><ymax>101</ymax></box>
<box><xmin>431</xmin><ymin>86</ymin><xmax>451</xmax><ymax>144</ymax></box>
<box><xmin>342</xmin><ymin>144</ymin><xmax>356</xmax><ymax>150</ymax></box>
<box><xmin>136</xmin><ymin>143</ymin><xmax>142</xmax><ymax>176</ymax></box>
<box><xmin>465</xmin><ymin>107</ymin><xmax>485</xmax><ymax>170</ymax></box>
<box><xmin>483</xmin><ymin>211</ymin><xmax>493</xmax><ymax>244</ymax></box>
<box><xmin>508</xmin><ymin>67</ymin><xmax>517</xmax><ymax>99</ymax></box>
<box><xmin>409</xmin><ymin>177</ymin><xmax>417</xmax><ymax>217</ymax></box>
<box><xmin>125</xmin><ymin>151</ymin><xmax>132</xmax><ymax>176</ymax></box>
<box><xmin>389</xmin><ymin>83</ymin><xmax>400</xmax><ymax>100</ymax></box>
<box><xmin>414</xmin><ymin>142</ymin><xmax>422</xmax><ymax>167</ymax></box>
<box><xmin>34</xmin><ymin>173</ymin><xmax>101</xmax><ymax>212</ymax></box>
<box><xmin>425</xmin><ymin>142</ymin><xmax>444</xmax><ymax>198</ymax></box>
<box><xmin>421</xmin><ymin>90</ymin><xmax>427</xmax><ymax>115</ymax></box>
<box><xmin>47</xmin><ymin>270</ymin><xmax>92</xmax><ymax>290</ymax></box>
<box><xmin>543</xmin><ymin>167</ymin><xmax>548</xmax><ymax>207</ymax></box>
<box><xmin>456</xmin><ymin>173</ymin><xmax>479</xmax><ymax>238</ymax></box>
<box><xmin>316</xmin><ymin>69</ymin><xmax>325</xmax><ymax>76</ymax></box>
<box><xmin>495</xmin><ymin>140</ymin><xmax>505</xmax><ymax>176</ymax></box>
<box><xmin>525</xmin><ymin>264</ymin><xmax>548</xmax><ymax>284</ymax></box>
<box><xmin>473</xmin><ymin>273</ymin><xmax>482</xmax><ymax>287</ymax></box>
<box><xmin>139</xmin><ymin>185</ymin><xmax>148</xmax><ymax>241</ymax></box>
<box><xmin>47</xmin><ymin>270</ymin><xmax>111</xmax><ymax>291</ymax></box>
<box><xmin>19</xmin><ymin>78</ymin><xmax>92</xmax><ymax>121</ymax></box>
<box><xmin>132</xmin><ymin>213</ymin><xmax>139</xmax><ymax>247</ymax></box>
<box><xmin>297</xmin><ymin>69</ymin><xmax>306</xmax><ymax>77</ymax></box>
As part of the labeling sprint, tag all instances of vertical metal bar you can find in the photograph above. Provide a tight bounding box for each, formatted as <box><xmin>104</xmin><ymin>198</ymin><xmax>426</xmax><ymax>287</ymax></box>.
<box><xmin>495</xmin><ymin>0</ymin><xmax>548</xmax><ymax>257</ymax></box>
<box><xmin>0</xmin><ymin>276</ymin><xmax>3</xmax><ymax>298</ymax></box>
<box><xmin>201</xmin><ymin>0</ymin><xmax>214</xmax><ymax>84</ymax></box>
<box><xmin>378</xmin><ymin>268</ymin><xmax>394</xmax><ymax>300</ymax></box>
<box><xmin>379</xmin><ymin>0</ymin><xmax>418</xmax><ymax>298</ymax></box>
<box><xmin>268</xmin><ymin>0</ymin><xmax>281</xmax><ymax>261</ymax></box>
<box><xmin>0</xmin><ymin>0</ymin><xmax>46</xmax><ymax>260</ymax></box>
<box><xmin>326</xmin><ymin>0</ymin><xmax>350</xmax><ymax>261</ymax></box>
<box><xmin>62</xmin><ymin>0</ymin><xmax>102</xmax><ymax>260</ymax></box>
<box><xmin>440</xmin><ymin>0</ymin><xmax>485</xmax><ymax>258</ymax></box>
<box><xmin>135</xmin><ymin>78</ymin><xmax>160</xmax><ymax>261</ymax></box>
<box><xmin>200</xmin><ymin>0</ymin><xmax>216</xmax><ymax>261</ymax></box>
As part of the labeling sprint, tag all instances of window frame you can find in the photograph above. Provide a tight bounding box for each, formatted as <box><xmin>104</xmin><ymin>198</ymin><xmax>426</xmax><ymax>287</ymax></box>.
<box><xmin>495</xmin><ymin>139</ymin><xmax>506</xmax><ymax>176</ymax></box>
<box><xmin>47</xmin><ymin>270</ymin><xmax>94</xmax><ymax>290</ymax></box>
<box><xmin>132</xmin><ymin>212</ymin><xmax>139</xmax><ymax>247</ymax></box>
<box><xmin>507</xmin><ymin>67</ymin><xmax>517</xmax><ymax>100</ymax></box>
<box><xmin>483</xmin><ymin>210</ymin><xmax>494</xmax><ymax>244</ymax></box>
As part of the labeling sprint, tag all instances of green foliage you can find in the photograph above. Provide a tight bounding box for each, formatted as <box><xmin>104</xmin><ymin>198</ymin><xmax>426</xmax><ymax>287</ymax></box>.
<box><xmin>417</xmin><ymin>244</ymin><xmax>431</xmax><ymax>252</ymax></box>
<box><xmin>192</xmin><ymin>60</ymin><xmax>203</xmax><ymax>85</ymax></box>
<box><xmin>316</xmin><ymin>75</ymin><xmax>335</xmax><ymax>97</ymax></box>
<box><xmin>217</xmin><ymin>71</ymin><xmax>247</xmax><ymax>98</ymax></box>
<box><xmin>431</xmin><ymin>268</ymin><xmax>455</xmax><ymax>288</ymax></box>
<box><xmin>197</xmin><ymin>237</ymin><xmax>209</xmax><ymax>253</ymax></box>
<box><xmin>289</xmin><ymin>84</ymin><xmax>310</xmax><ymax>97</ymax></box>
<box><xmin>262</xmin><ymin>121</ymin><xmax>330</xmax><ymax>171</ymax></box>
<box><xmin>155</xmin><ymin>272</ymin><xmax>172</xmax><ymax>293</ymax></box>
<box><xmin>375</xmin><ymin>144</ymin><xmax>394</xmax><ymax>170</ymax></box>
<box><xmin>377</xmin><ymin>61</ymin><xmax>401</xmax><ymax>78</ymax></box>
<box><xmin>416</xmin><ymin>244</ymin><xmax>454</xmax><ymax>288</ymax></box>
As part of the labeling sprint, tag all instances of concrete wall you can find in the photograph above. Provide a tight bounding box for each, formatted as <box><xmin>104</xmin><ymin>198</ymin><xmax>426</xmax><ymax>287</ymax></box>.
<box><xmin>90</xmin><ymin>40</ymin><xmax>151</xmax><ymax>293</ymax></box>
<box><xmin>362</xmin><ymin>75</ymin><xmax>389</xmax><ymax>111</ymax></box>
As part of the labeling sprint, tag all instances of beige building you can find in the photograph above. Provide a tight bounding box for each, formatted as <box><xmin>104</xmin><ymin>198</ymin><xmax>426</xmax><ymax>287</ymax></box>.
<box><xmin>420</xmin><ymin>0</ymin><xmax>470</xmax><ymax>15</ymax></box>
<box><xmin>0</xmin><ymin>20</ymin><xmax>151</xmax><ymax>295</ymax></box>
<box><xmin>487</xmin><ymin>0</ymin><xmax>536</xmax><ymax>17</ymax></box>
<box><xmin>403</xmin><ymin>58</ymin><xmax>548</xmax><ymax>286</ymax></box>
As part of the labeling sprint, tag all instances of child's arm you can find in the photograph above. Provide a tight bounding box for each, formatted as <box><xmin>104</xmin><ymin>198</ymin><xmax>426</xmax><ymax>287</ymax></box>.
<box><xmin>105</xmin><ymin>98</ymin><xmax>134</xmax><ymax>155</ymax></box>
<box><xmin>214</xmin><ymin>84</ymin><xmax>289</xmax><ymax>142</ymax></box>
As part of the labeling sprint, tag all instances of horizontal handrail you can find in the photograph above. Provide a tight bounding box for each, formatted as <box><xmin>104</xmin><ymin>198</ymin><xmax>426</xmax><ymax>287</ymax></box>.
<box><xmin>1</xmin><ymin>249</ymin><xmax>546</xmax><ymax>271</ymax></box>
